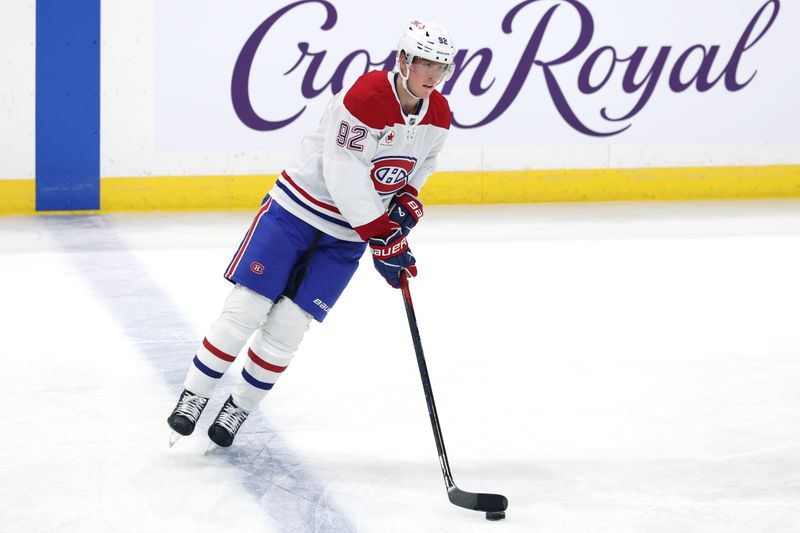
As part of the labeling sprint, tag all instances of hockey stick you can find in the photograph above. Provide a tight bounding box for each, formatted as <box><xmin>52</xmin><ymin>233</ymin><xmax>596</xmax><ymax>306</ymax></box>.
<box><xmin>399</xmin><ymin>274</ymin><xmax>508</xmax><ymax>520</ymax></box>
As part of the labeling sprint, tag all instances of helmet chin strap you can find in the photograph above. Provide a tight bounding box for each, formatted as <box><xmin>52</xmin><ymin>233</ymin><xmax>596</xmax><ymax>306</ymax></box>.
<box><xmin>400</xmin><ymin>57</ymin><xmax>423</xmax><ymax>100</ymax></box>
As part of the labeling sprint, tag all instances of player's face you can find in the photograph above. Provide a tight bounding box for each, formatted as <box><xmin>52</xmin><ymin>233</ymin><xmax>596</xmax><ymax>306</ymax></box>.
<box><xmin>407</xmin><ymin>58</ymin><xmax>448</xmax><ymax>98</ymax></box>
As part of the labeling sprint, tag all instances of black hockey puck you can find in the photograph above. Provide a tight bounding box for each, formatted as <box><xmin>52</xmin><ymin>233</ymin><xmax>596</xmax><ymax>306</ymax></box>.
<box><xmin>486</xmin><ymin>511</ymin><xmax>506</xmax><ymax>521</ymax></box>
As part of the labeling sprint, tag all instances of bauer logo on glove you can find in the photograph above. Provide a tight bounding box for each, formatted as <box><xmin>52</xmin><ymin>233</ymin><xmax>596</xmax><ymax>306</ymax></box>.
<box><xmin>370</xmin><ymin>236</ymin><xmax>409</xmax><ymax>258</ymax></box>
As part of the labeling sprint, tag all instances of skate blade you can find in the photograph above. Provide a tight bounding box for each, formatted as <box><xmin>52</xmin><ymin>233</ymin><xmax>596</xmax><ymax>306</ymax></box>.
<box><xmin>168</xmin><ymin>431</ymin><xmax>183</xmax><ymax>448</ymax></box>
<box><xmin>204</xmin><ymin>441</ymin><xmax>220</xmax><ymax>455</ymax></box>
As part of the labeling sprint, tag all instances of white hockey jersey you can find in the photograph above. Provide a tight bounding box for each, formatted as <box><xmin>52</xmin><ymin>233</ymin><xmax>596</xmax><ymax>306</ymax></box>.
<box><xmin>269</xmin><ymin>70</ymin><xmax>451</xmax><ymax>242</ymax></box>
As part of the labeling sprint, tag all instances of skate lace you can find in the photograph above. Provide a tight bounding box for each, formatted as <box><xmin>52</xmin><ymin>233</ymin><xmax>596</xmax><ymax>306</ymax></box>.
<box><xmin>175</xmin><ymin>393</ymin><xmax>207</xmax><ymax>421</ymax></box>
<box><xmin>216</xmin><ymin>402</ymin><xmax>248</xmax><ymax>434</ymax></box>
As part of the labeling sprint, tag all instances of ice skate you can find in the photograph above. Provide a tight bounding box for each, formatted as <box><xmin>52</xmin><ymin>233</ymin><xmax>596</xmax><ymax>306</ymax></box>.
<box><xmin>167</xmin><ymin>389</ymin><xmax>209</xmax><ymax>446</ymax></box>
<box><xmin>207</xmin><ymin>395</ymin><xmax>250</xmax><ymax>448</ymax></box>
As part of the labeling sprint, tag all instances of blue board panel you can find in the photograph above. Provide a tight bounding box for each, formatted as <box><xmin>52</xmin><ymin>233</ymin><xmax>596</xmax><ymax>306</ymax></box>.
<box><xmin>36</xmin><ymin>0</ymin><xmax>101</xmax><ymax>211</ymax></box>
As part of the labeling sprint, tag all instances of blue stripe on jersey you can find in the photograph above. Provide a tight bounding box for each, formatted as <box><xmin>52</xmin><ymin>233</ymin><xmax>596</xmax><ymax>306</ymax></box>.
<box><xmin>275</xmin><ymin>181</ymin><xmax>353</xmax><ymax>229</ymax></box>
<box><xmin>193</xmin><ymin>355</ymin><xmax>223</xmax><ymax>379</ymax></box>
<box><xmin>242</xmin><ymin>368</ymin><xmax>275</xmax><ymax>390</ymax></box>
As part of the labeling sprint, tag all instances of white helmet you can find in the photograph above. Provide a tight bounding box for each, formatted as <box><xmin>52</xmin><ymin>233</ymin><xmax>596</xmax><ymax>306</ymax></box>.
<box><xmin>396</xmin><ymin>20</ymin><xmax>456</xmax><ymax>96</ymax></box>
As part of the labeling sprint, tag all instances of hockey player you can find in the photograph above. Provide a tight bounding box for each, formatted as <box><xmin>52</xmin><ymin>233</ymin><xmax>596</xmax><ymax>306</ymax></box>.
<box><xmin>167</xmin><ymin>20</ymin><xmax>456</xmax><ymax>448</ymax></box>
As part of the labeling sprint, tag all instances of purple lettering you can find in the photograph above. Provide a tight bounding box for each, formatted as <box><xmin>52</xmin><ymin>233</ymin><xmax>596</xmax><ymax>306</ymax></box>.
<box><xmin>230</xmin><ymin>0</ymin><xmax>782</xmax><ymax>136</ymax></box>
<box><xmin>452</xmin><ymin>0</ymin><xmax>599</xmax><ymax>131</ymax></box>
<box><xmin>668</xmin><ymin>45</ymin><xmax>724</xmax><ymax>92</ymax></box>
<box><xmin>231</xmin><ymin>0</ymin><xmax>337</xmax><ymax>131</ymax></box>
<box><xmin>286</xmin><ymin>45</ymin><xmax>393</xmax><ymax>98</ymax></box>
<box><xmin>601</xmin><ymin>46</ymin><xmax>671</xmax><ymax>122</ymax></box>
<box><xmin>441</xmin><ymin>48</ymin><xmax>495</xmax><ymax>96</ymax></box>
<box><xmin>723</xmin><ymin>0</ymin><xmax>780</xmax><ymax>90</ymax></box>
<box><xmin>578</xmin><ymin>46</ymin><xmax>617</xmax><ymax>94</ymax></box>
<box><xmin>529</xmin><ymin>0</ymin><xmax>630</xmax><ymax>136</ymax></box>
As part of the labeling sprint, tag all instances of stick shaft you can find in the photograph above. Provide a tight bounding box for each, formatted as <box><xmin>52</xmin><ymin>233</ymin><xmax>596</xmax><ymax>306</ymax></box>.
<box><xmin>399</xmin><ymin>275</ymin><xmax>455</xmax><ymax>490</ymax></box>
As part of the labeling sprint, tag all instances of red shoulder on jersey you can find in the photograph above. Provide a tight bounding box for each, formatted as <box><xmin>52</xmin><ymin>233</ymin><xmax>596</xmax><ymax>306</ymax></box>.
<box><xmin>419</xmin><ymin>90</ymin><xmax>451</xmax><ymax>130</ymax></box>
<box><xmin>343</xmin><ymin>71</ymin><xmax>404</xmax><ymax>129</ymax></box>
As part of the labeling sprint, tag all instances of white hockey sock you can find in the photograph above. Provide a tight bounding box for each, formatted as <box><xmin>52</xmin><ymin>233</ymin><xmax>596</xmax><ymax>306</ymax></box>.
<box><xmin>184</xmin><ymin>285</ymin><xmax>273</xmax><ymax>397</ymax></box>
<box><xmin>232</xmin><ymin>297</ymin><xmax>312</xmax><ymax>411</ymax></box>
<box><xmin>233</xmin><ymin>347</ymin><xmax>292</xmax><ymax>411</ymax></box>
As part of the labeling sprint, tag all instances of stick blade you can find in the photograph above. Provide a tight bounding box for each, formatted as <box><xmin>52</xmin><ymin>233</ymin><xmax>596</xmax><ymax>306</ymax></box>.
<box><xmin>448</xmin><ymin>487</ymin><xmax>508</xmax><ymax>512</ymax></box>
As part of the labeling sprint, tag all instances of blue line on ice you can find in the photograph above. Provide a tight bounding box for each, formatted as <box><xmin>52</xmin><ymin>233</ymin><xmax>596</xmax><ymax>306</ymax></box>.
<box><xmin>41</xmin><ymin>215</ymin><xmax>355</xmax><ymax>533</ymax></box>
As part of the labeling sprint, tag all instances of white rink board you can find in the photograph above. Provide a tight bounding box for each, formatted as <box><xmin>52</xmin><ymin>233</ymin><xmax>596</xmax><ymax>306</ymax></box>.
<box><xmin>0</xmin><ymin>0</ymin><xmax>35</xmax><ymax>180</ymax></box>
<box><xmin>2</xmin><ymin>1</ymin><xmax>798</xmax><ymax>182</ymax></box>
<box><xmin>124</xmin><ymin>0</ymin><xmax>800</xmax><ymax>177</ymax></box>
<box><xmin>155</xmin><ymin>0</ymin><xmax>798</xmax><ymax>148</ymax></box>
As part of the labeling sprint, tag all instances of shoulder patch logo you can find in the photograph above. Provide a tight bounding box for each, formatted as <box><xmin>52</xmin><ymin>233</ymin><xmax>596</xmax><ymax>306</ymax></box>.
<box><xmin>370</xmin><ymin>156</ymin><xmax>417</xmax><ymax>195</ymax></box>
<box><xmin>383</xmin><ymin>129</ymin><xmax>395</xmax><ymax>145</ymax></box>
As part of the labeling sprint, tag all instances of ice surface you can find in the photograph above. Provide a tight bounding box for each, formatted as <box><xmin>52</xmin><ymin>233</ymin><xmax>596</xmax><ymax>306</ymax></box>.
<box><xmin>1</xmin><ymin>200</ymin><xmax>800</xmax><ymax>532</ymax></box>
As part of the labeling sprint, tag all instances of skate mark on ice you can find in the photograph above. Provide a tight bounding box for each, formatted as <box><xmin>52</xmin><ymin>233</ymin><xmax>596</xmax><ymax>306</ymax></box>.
<box><xmin>41</xmin><ymin>215</ymin><xmax>355</xmax><ymax>533</ymax></box>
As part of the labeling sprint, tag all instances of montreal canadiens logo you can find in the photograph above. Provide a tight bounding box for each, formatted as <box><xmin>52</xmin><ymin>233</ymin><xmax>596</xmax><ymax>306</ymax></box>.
<box><xmin>250</xmin><ymin>262</ymin><xmax>265</xmax><ymax>275</ymax></box>
<box><xmin>370</xmin><ymin>156</ymin><xmax>416</xmax><ymax>195</ymax></box>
